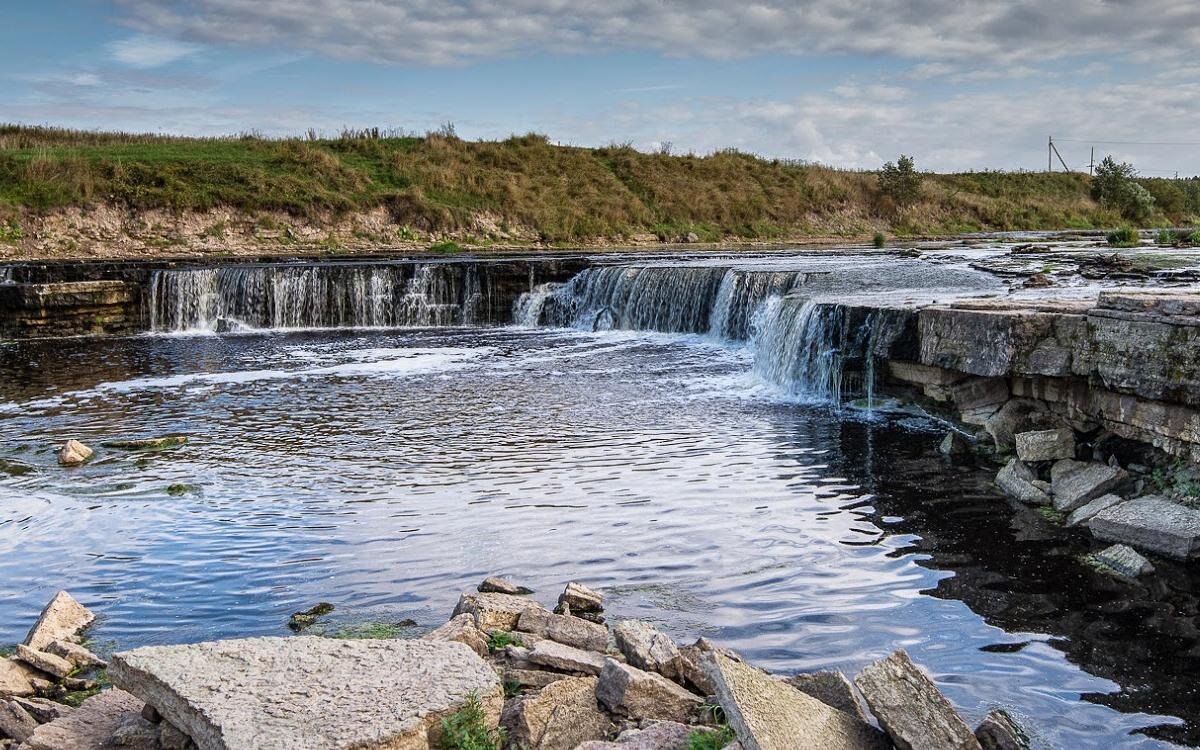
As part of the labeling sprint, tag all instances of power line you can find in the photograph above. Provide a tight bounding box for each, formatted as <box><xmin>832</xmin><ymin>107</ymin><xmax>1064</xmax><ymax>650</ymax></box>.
<box><xmin>1054</xmin><ymin>138</ymin><xmax>1200</xmax><ymax>146</ymax></box>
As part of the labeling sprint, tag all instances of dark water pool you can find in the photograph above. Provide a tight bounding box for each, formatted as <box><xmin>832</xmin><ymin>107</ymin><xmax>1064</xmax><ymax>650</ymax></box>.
<box><xmin>1</xmin><ymin>326</ymin><xmax>1197</xmax><ymax>748</ymax></box>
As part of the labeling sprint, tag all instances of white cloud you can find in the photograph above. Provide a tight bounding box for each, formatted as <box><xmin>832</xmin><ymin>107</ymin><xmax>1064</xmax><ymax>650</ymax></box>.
<box><xmin>109</xmin><ymin>35</ymin><xmax>202</xmax><ymax>68</ymax></box>
<box><xmin>111</xmin><ymin>1</ymin><xmax>1200</xmax><ymax>67</ymax></box>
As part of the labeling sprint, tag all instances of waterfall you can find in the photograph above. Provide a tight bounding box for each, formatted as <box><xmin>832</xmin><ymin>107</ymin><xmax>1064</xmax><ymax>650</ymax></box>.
<box><xmin>0</xmin><ymin>267</ymin><xmax>13</xmax><ymax>284</ymax></box>
<box><xmin>750</xmin><ymin>297</ymin><xmax>909</xmax><ymax>406</ymax></box>
<box><xmin>516</xmin><ymin>265</ymin><xmax>810</xmax><ymax>339</ymax></box>
<box><xmin>148</xmin><ymin>263</ymin><xmax>487</xmax><ymax>332</ymax></box>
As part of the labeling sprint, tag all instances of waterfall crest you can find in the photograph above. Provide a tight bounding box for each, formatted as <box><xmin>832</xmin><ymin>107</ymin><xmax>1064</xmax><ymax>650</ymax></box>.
<box><xmin>149</xmin><ymin>263</ymin><xmax>486</xmax><ymax>332</ymax></box>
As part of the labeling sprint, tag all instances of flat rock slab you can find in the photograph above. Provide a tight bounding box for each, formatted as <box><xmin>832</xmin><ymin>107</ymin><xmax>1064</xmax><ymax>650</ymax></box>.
<box><xmin>995</xmin><ymin>460</ymin><xmax>1049</xmax><ymax>506</ymax></box>
<box><xmin>853</xmin><ymin>650</ymin><xmax>980</xmax><ymax>750</ymax></box>
<box><xmin>1092</xmin><ymin>544</ymin><xmax>1155</xmax><ymax>577</ymax></box>
<box><xmin>109</xmin><ymin>636</ymin><xmax>501</xmax><ymax>750</ymax></box>
<box><xmin>528</xmin><ymin>639</ymin><xmax>607</xmax><ymax>675</ymax></box>
<box><xmin>518</xmin><ymin>608</ymin><xmax>609</xmax><ymax>652</ymax></box>
<box><xmin>597</xmin><ymin>659</ymin><xmax>702</xmax><ymax>724</ymax></box>
<box><xmin>1066</xmin><ymin>494</ymin><xmax>1124</xmax><ymax>528</ymax></box>
<box><xmin>1050</xmin><ymin>460</ymin><xmax>1127</xmax><ymax>512</ymax></box>
<box><xmin>0</xmin><ymin>658</ymin><xmax>47</xmax><ymax>698</ymax></box>
<box><xmin>783</xmin><ymin>670</ymin><xmax>867</xmax><ymax>721</ymax></box>
<box><xmin>1089</xmin><ymin>496</ymin><xmax>1200</xmax><ymax>559</ymax></box>
<box><xmin>705</xmin><ymin>652</ymin><xmax>886</xmax><ymax>750</ymax></box>
<box><xmin>575</xmin><ymin>720</ymin><xmax>699</xmax><ymax>749</ymax></box>
<box><xmin>1014</xmin><ymin>428</ymin><xmax>1075</xmax><ymax>462</ymax></box>
<box><xmin>24</xmin><ymin>591</ymin><xmax>95</xmax><ymax>651</ymax></box>
<box><xmin>20</xmin><ymin>688</ymin><xmax>144</xmax><ymax>750</ymax></box>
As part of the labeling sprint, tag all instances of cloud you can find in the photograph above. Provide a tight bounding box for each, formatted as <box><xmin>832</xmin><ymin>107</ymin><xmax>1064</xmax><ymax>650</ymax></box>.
<box><xmin>109</xmin><ymin>35</ymin><xmax>202</xmax><ymax>68</ymax></box>
<box><xmin>111</xmin><ymin>1</ymin><xmax>1200</xmax><ymax>67</ymax></box>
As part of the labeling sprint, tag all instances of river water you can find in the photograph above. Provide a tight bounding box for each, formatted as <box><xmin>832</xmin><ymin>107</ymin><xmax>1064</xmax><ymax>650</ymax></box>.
<box><xmin>1</xmin><ymin>251</ymin><xmax>1198</xmax><ymax>748</ymax></box>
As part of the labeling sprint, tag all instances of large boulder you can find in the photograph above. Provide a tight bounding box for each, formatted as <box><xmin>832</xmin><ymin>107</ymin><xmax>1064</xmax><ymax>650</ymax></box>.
<box><xmin>1049</xmin><ymin>460</ymin><xmax>1128</xmax><ymax>512</ymax></box>
<box><xmin>108</xmin><ymin>636</ymin><xmax>502</xmax><ymax>750</ymax></box>
<box><xmin>984</xmin><ymin>399</ymin><xmax>1058</xmax><ymax>449</ymax></box>
<box><xmin>452</xmin><ymin>592</ymin><xmax>547</xmax><ymax>632</ymax></box>
<box><xmin>20</xmin><ymin>688</ymin><xmax>145</xmax><ymax>750</ymax></box>
<box><xmin>518</xmin><ymin>608</ymin><xmax>609</xmax><ymax>652</ymax></box>
<box><xmin>853</xmin><ymin>650</ymin><xmax>981</xmax><ymax>750</ymax></box>
<box><xmin>503</xmin><ymin>676</ymin><xmax>611</xmax><ymax>749</ymax></box>
<box><xmin>995</xmin><ymin>460</ymin><xmax>1050</xmax><ymax>506</ymax></box>
<box><xmin>613</xmin><ymin>621</ymin><xmax>684</xmax><ymax>681</ymax></box>
<box><xmin>596</xmin><ymin>659</ymin><xmax>702</xmax><ymax>724</ymax></box>
<box><xmin>1014</xmin><ymin>428</ymin><xmax>1075</xmax><ymax>462</ymax></box>
<box><xmin>1088</xmin><ymin>496</ymin><xmax>1200</xmax><ymax>559</ymax></box>
<box><xmin>706</xmin><ymin>651</ymin><xmax>887</xmax><ymax>750</ymax></box>
<box><xmin>24</xmin><ymin>591</ymin><xmax>95</xmax><ymax>651</ymax></box>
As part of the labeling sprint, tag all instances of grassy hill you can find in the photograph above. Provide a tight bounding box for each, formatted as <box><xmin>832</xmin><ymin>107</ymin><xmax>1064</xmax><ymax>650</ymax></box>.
<box><xmin>1</xmin><ymin>124</ymin><xmax>1197</xmax><ymax>258</ymax></box>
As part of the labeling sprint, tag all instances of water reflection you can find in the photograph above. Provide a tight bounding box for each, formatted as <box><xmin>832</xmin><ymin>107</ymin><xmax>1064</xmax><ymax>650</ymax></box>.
<box><xmin>0</xmin><ymin>327</ymin><xmax>1194</xmax><ymax>748</ymax></box>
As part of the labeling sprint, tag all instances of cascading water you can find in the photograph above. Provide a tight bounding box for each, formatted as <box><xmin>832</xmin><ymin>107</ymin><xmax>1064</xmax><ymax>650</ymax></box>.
<box><xmin>149</xmin><ymin>263</ymin><xmax>487</xmax><ymax>332</ymax></box>
<box><xmin>0</xmin><ymin>267</ymin><xmax>13</xmax><ymax>284</ymax></box>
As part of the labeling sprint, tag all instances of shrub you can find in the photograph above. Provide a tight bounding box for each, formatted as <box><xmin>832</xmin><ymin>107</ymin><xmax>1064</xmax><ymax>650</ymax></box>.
<box><xmin>429</xmin><ymin>240</ymin><xmax>462</xmax><ymax>254</ymax></box>
<box><xmin>872</xmin><ymin>231</ymin><xmax>886</xmax><ymax>248</ymax></box>
<box><xmin>689</xmin><ymin>726</ymin><xmax>737</xmax><ymax>750</ymax></box>
<box><xmin>1092</xmin><ymin>156</ymin><xmax>1155</xmax><ymax>222</ymax></box>
<box><xmin>1106</xmin><ymin>226</ymin><xmax>1139</xmax><ymax>247</ymax></box>
<box><xmin>878</xmin><ymin>155</ymin><xmax>922</xmax><ymax>207</ymax></box>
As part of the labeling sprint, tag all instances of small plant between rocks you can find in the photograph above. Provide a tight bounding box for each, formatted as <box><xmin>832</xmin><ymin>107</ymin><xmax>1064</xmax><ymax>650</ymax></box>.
<box><xmin>1106</xmin><ymin>226</ymin><xmax>1139</xmax><ymax>247</ymax></box>
<box><xmin>487</xmin><ymin>631</ymin><xmax>523</xmax><ymax>653</ymax></box>
<box><xmin>436</xmin><ymin>692</ymin><xmax>506</xmax><ymax>750</ymax></box>
<box><xmin>688</xmin><ymin>725</ymin><xmax>735</xmax><ymax>749</ymax></box>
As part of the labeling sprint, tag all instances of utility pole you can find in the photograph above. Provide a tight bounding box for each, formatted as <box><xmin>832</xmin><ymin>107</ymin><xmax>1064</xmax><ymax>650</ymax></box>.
<box><xmin>1048</xmin><ymin>136</ymin><xmax>1053</xmax><ymax>172</ymax></box>
<box><xmin>1089</xmin><ymin>147</ymin><xmax>1094</xmax><ymax>176</ymax></box>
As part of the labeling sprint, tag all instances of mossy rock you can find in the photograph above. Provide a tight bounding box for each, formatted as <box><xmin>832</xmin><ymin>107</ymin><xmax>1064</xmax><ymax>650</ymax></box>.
<box><xmin>103</xmin><ymin>435</ymin><xmax>189</xmax><ymax>451</ymax></box>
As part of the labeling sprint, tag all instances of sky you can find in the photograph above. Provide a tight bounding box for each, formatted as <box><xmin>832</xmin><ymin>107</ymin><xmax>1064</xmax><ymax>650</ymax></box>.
<box><xmin>3</xmin><ymin>0</ymin><xmax>1200</xmax><ymax>174</ymax></box>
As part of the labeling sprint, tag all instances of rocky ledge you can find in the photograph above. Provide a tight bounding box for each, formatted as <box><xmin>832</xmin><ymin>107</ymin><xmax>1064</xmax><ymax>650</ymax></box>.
<box><xmin>2</xmin><ymin>585</ymin><xmax>1034</xmax><ymax>750</ymax></box>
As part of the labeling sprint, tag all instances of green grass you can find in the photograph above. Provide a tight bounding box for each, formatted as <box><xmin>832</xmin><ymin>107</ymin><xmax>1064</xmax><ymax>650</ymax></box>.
<box><xmin>435</xmin><ymin>693</ymin><xmax>505</xmax><ymax>750</ymax></box>
<box><xmin>325</xmin><ymin>620</ymin><xmax>418</xmax><ymax>639</ymax></box>
<box><xmin>2</xmin><ymin>124</ymin><xmax>1197</xmax><ymax>245</ymax></box>
<box><xmin>688</xmin><ymin>726</ymin><xmax>737</xmax><ymax>750</ymax></box>
<box><xmin>1106</xmin><ymin>226</ymin><xmax>1140</xmax><ymax>247</ymax></box>
<box><xmin>486</xmin><ymin>631</ymin><xmax>523</xmax><ymax>653</ymax></box>
<box><xmin>429</xmin><ymin>240</ymin><xmax>462</xmax><ymax>254</ymax></box>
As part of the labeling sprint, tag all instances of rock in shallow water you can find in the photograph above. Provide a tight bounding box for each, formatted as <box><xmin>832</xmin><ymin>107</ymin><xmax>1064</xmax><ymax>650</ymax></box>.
<box><xmin>478</xmin><ymin>576</ymin><xmax>533</xmax><ymax>595</ymax></box>
<box><xmin>1091</xmin><ymin>544</ymin><xmax>1155</xmax><ymax>578</ymax></box>
<box><xmin>56</xmin><ymin>440</ymin><xmax>93</xmax><ymax>467</ymax></box>
<box><xmin>453</xmin><ymin>591</ymin><xmax>548</xmax><ymax>631</ymax></box>
<box><xmin>853</xmin><ymin>650</ymin><xmax>981</xmax><ymax>750</ymax></box>
<box><xmin>24</xmin><ymin>591</ymin><xmax>95</xmax><ymax>652</ymax></box>
<box><xmin>974</xmin><ymin>708</ymin><xmax>1031</xmax><ymax>750</ymax></box>
<box><xmin>1050</xmin><ymin>459</ymin><xmax>1127</xmax><ymax>512</ymax></box>
<box><xmin>1088</xmin><ymin>495</ymin><xmax>1200</xmax><ymax>559</ymax></box>
<box><xmin>108</xmin><ymin>636</ymin><xmax>502</xmax><ymax>750</ymax></box>
<box><xmin>1065</xmin><ymin>494</ymin><xmax>1124</xmax><ymax>528</ymax></box>
<box><xmin>706</xmin><ymin>651</ymin><xmax>887</xmax><ymax>750</ymax></box>
<box><xmin>996</xmin><ymin>459</ymin><xmax>1050</xmax><ymax>505</ymax></box>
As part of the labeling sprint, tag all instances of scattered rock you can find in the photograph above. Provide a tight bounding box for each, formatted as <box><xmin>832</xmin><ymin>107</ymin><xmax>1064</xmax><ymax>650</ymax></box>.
<box><xmin>504</xmin><ymin>676</ymin><xmax>612</xmax><ymax>749</ymax></box>
<box><xmin>557</xmin><ymin>582</ymin><xmax>604</xmax><ymax>617</ymax></box>
<box><xmin>938</xmin><ymin>431</ymin><xmax>972</xmax><ymax>457</ymax></box>
<box><xmin>706</xmin><ymin>651</ymin><xmax>887</xmax><ymax>750</ymax></box>
<box><xmin>1022</xmin><ymin>273</ymin><xmax>1053</xmax><ymax>288</ymax></box>
<box><xmin>996</xmin><ymin>460</ymin><xmax>1050</xmax><ymax>505</ymax></box>
<box><xmin>676</xmin><ymin>638</ymin><xmax>742</xmax><ymax>696</ymax></box>
<box><xmin>56</xmin><ymin>440</ymin><xmax>93</xmax><ymax>467</ymax></box>
<box><xmin>108</xmin><ymin>636</ymin><xmax>502</xmax><ymax>750</ymax></box>
<box><xmin>102</xmin><ymin>436</ymin><xmax>188</xmax><ymax>451</ymax></box>
<box><xmin>1050</xmin><ymin>459</ymin><xmax>1128</xmax><ymax>512</ymax></box>
<box><xmin>10</xmin><ymin>696</ymin><xmax>73</xmax><ymax>724</ymax></box>
<box><xmin>0</xmin><ymin>700</ymin><xmax>39</xmax><ymax>743</ymax></box>
<box><xmin>286</xmin><ymin>602</ymin><xmax>333</xmax><ymax>631</ymax></box>
<box><xmin>423</xmin><ymin>613</ymin><xmax>490</xmax><ymax>658</ymax></box>
<box><xmin>951</xmin><ymin>379</ymin><xmax>1010</xmax><ymax>414</ymax></box>
<box><xmin>596</xmin><ymin>659</ymin><xmax>702</xmax><ymax>724</ymax></box>
<box><xmin>25</xmin><ymin>591</ymin><xmax>95</xmax><ymax>651</ymax></box>
<box><xmin>983</xmin><ymin>399</ymin><xmax>1055</xmax><ymax>450</ymax></box>
<box><xmin>0</xmin><ymin>658</ymin><xmax>45</xmax><ymax>698</ymax></box>
<box><xmin>45</xmin><ymin>640</ymin><xmax>106</xmax><ymax>669</ymax></box>
<box><xmin>503</xmin><ymin>668</ymin><xmax>568</xmax><ymax>690</ymax></box>
<box><xmin>974</xmin><ymin>709</ymin><xmax>1031</xmax><ymax>750</ymax></box>
<box><xmin>1091</xmin><ymin>544</ymin><xmax>1156</xmax><ymax>578</ymax></box>
<box><xmin>453</xmin><ymin>591</ymin><xmax>548</xmax><ymax>632</ymax></box>
<box><xmin>853</xmin><ymin>650</ymin><xmax>981</xmax><ymax>750</ymax></box>
<box><xmin>478</xmin><ymin>576</ymin><xmax>534</xmax><ymax>596</ymax></box>
<box><xmin>528</xmin><ymin>640</ymin><xmax>608</xmax><ymax>676</ymax></box>
<box><xmin>160</xmin><ymin>720</ymin><xmax>196</xmax><ymax>750</ymax></box>
<box><xmin>575</xmin><ymin>721</ymin><xmax>699</xmax><ymax>749</ymax></box>
<box><xmin>518</xmin><ymin>608</ymin><xmax>609</xmax><ymax>653</ymax></box>
<box><xmin>1014</xmin><ymin>428</ymin><xmax>1075</xmax><ymax>462</ymax></box>
<box><xmin>783</xmin><ymin>670</ymin><xmax>867</xmax><ymax>721</ymax></box>
<box><xmin>613</xmin><ymin>621</ymin><xmax>684</xmax><ymax>681</ymax></box>
<box><xmin>20</xmin><ymin>689</ymin><xmax>145</xmax><ymax>750</ymax></box>
<box><xmin>13</xmin><ymin>646</ymin><xmax>73</xmax><ymax>680</ymax></box>
<box><xmin>109</xmin><ymin>712</ymin><xmax>160</xmax><ymax>748</ymax></box>
<box><xmin>1065</xmin><ymin>494</ymin><xmax>1124</xmax><ymax>527</ymax></box>
<box><xmin>1088</xmin><ymin>495</ymin><xmax>1200</xmax><ymax>560</ymax></box>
